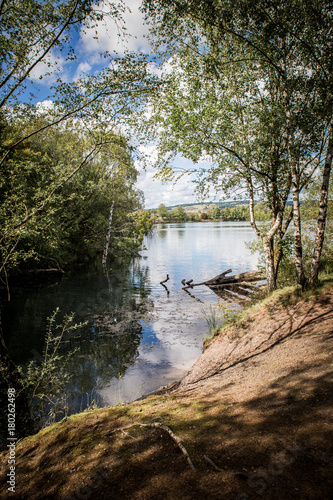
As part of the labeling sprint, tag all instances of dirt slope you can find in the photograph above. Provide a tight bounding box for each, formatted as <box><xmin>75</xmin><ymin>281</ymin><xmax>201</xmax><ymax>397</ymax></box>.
<box><xmin>0</xmin><ymin>287</ymin><xmax>332</xmax><ymax>500</ymax></box>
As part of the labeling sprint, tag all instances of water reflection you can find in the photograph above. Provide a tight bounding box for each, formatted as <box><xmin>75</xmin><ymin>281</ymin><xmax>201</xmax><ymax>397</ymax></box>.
<box><xmin>2</xmin><ymin>221</ymin><xmax>259</xmax><ymax>413</ymax></box>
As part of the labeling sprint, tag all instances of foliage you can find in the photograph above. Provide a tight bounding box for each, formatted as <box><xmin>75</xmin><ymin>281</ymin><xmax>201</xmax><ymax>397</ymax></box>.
<box><xmin>22</xmin><ymin>308</ymin><xmax>86</xmax><ymax>425</ymax></box>
<box><xmin>0</xmin><ymin>1</ymin><xmax>153</xmax><ymax>135</ymax></box>
<box><xmin>301</xmin><ymin>174</ymin><xmax>333</xmax><ymax>222</ymax></box>
<box><xmin>112</xmin><ymin>210</ymin><xmax>153</xmax><ymax>259</ymax></box>
<box><xmin>254</xmin><ymin>202</ymin><xmax>272</xmax><ymax>222</ymax></box>
<box><xmin>0</xmin><ymin>0</ymin><xmax>157</xmax><ymax>285</ymax></box>
<box><xmin>212</xmin><ymin>207</ymin><xmax>221</xmax><ymax>220</ymax></box>
<box><xmin>157</xmin><ymin>203</ymin><xmax>169</xmax><ymax>219</ymax></box>
<box><xmin>202</xmin><ymin>306</ymin><xmax>218</xmax><ymax>338</ymax></box>
<box><xmin>170</xmin><ymin>205</ymin><xmax>188</xmax><ymax>221</ymax></box>
<box><xmin>0</xmin><ymin>117</ymin><xmax>149</xmax><ymax>280</ymax></box>
<box><xmin>220</xmin><ymin>205</ymin><xmax>249</xmax><ymax>221</ymax></box>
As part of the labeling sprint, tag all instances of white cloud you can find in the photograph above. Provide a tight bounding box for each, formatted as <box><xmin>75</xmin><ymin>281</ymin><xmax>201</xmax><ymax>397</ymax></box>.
<box><xmin>146</xmin><ymin>57</ymin><xmax>174</xmax><ymax>78</ymax></box>
<box><xmin>36</xmin><ymin>100</ymin><xmax>54</xmax><ymax>112</ymax></box>
<box><xmin>135</xmin><ymin>146</ymin><xmax>201</xmax><ymax>208</ymax></box>
<box><xmin>73</xmin><ymin>61</ymin><xmax>92</xmax><ymax>81</ymax></box>
<box><xmin>29</xmin><ymin>51</ymin><xmax>69</xmax><ymax>85</ymax></box>
<box><xmin>80</xmin><ymin>0</ymin><xmax>150</xmax><ymax>58</ymax></box>
<box><xmin>135</xmin><ymin>143</ymin><xmax>222</xmax><ymax>208</ymax></box>
<box><xmin>136</xmin><ymin>165</ymin><xmax>199</xmax><ymax>208</ymax></box>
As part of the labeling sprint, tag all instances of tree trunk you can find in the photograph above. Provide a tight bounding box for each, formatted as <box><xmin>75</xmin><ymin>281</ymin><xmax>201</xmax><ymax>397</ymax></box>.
<box><xmin>282</xmin><ymin>54</ymin><xmax>307</xmax><ymax>288</ymax></box>
<box><xmin>291</xmin><ymin>165</ymin><xmax>307</xmax><ymax>287</ymax></box>
<box><xmin>263</xmin><ymin>237</ymin><xmax>276</xmax><ymax>292</ymax></box>
<box><xmin>248</xmin><ymin>180</ymin><xmax>281</xmax><ymax>291</ymax></box>
<box><xmin>273</xmin><ymin>208</ymin><xmax>293</xmax><ymax>282</ymax></box>
<box><xmin>102</xmin><ymin>200</ymin><xmax>115</xmax><ymax>269</ymax></box>
<box><xmin>309</xmin><ymin>122</ymin><xmax>333</xmax><ymax>284</ymax></box>
<box><xmin>0</xmin><ymin>311</ymin><xmax>35</xmax><ymax>442</ymax></box>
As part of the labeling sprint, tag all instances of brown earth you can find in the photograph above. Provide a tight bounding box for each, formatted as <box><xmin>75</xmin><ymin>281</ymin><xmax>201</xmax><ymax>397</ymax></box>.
<box><xmin>0</xmin><ymin>286</ymin><xmax>332</xmax><ymax>500</ymax></box>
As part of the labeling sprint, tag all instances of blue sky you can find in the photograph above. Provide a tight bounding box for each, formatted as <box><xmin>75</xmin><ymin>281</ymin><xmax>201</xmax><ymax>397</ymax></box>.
<box><xmin>23</xmin><ymin>0</ymin><xmax>213</xmax><ymax>209</ymax></box>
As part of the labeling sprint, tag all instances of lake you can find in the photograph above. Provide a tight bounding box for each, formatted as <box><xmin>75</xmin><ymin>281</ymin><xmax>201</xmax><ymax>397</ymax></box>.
<box><xmin>2</xmin><ymin>221</ymin><xmax>259</xmax><ymax>415</ymax></box>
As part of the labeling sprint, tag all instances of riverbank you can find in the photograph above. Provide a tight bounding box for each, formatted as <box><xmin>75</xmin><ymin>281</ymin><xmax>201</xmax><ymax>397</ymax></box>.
<box><xmin>0</xmin><ymin>284</ymin><xmax>332</xmax><ymax>499</ymax></box>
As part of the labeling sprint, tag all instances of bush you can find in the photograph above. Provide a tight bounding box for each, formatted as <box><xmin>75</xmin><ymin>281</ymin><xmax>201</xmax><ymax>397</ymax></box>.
<box><xmin>21</xmin><ymin>309</ymin><xmax>86</xmax><ymax>426</ymax></box>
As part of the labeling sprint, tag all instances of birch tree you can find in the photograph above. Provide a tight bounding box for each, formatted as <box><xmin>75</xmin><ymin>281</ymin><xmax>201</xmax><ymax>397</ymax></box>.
<box><xmin>143</xmin><ymin>0</ymin><xmax>333</xmax><ymax>287</ymax></box>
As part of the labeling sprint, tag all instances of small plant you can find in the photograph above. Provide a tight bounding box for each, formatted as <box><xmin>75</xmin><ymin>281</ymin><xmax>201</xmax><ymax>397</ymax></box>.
<box><xmin>83</xmin><ymin>381</ymin><xmax>103</xmax><ymax>412</ymax></box>
<box><xmin>203</xmin><ymin>302</ymin><xmax>242</xmax><ymax>341</ymax></box>
<box><xmin>202</xmin><ymin>306</ymin><xmax>218</xmax><ymax>338</ymax></box>
<box><xmin>216</xmin><ymin>301</ymin><xmax>238</xmax><ymax>322</ymax></box>
<box><xmin>21</xmin><ymin>308</ymin><xmax>86</xmax><ymax>426</ymax></box>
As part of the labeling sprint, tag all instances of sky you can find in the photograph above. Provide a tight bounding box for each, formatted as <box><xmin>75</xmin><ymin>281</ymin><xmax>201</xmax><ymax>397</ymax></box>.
<box><xmin>28</xmin><ymin>0</ymin><xmax>211</xmax><ymax>209</ymax></box>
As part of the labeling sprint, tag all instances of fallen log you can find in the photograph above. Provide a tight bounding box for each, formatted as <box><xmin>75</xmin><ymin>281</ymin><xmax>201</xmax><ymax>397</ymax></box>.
<box><xmin>205</xmin><ymin>269</ymin><xmax>232</xmax><ymax>284</ymax></box>
<box><xmin>208</xmin><ymin>281</ymin><xmax>259</xmax><ymax>290</ymax></box>
<box><xmin>182</xmin><ymin>269</ymin><xmax>264</xmax><ymax>290</ymax></box>
<box><xmin>219</xmin><ymin>288</ymin><xmax>251</xmax><ymax>303</ymax></box>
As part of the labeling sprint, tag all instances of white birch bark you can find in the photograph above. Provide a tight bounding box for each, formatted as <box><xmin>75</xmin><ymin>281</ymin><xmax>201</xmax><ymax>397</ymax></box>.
<box><xmin>281</xmin><ymin>53</ymin><xmax>307</xmax><ymax>287</ymax></box>
<box><xmin>102</xmin><ymin>201</ymin><xmax>115</xmax><ymax>269</ymax></box>
<box><xmin>249</xmin><ymin>182</ymin><xmax>282</xmax><ymax>292</ymax></box>
<box><xmin>310</xmin><ymin>122</ymin><xmax>333</xmax><ymax>284</ymax></box>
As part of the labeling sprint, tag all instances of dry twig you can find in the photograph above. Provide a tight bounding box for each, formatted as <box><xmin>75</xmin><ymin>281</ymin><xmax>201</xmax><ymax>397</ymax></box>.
<box><xmin>204</xmin><ymin>455</ymin><xmax>224</xmax><ymax>471</ymax></box>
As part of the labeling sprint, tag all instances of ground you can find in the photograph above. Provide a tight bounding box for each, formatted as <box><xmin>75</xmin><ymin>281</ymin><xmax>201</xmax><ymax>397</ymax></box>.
<box><xmin>0</xmin><ymin>286</ymin><xmax>332</xmax><ymax>499</ymax></box>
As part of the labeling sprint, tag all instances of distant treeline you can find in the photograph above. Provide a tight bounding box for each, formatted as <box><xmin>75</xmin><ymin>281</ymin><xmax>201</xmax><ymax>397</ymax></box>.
<box><xmin>150</xmin><ymin>201</ymin><xmax>297</xmax><ymax>223</ymax></box>
<box><xmin>152</xmin><ymin>203</ymin><xmax>249</xmax><ymax>222</ymax></box>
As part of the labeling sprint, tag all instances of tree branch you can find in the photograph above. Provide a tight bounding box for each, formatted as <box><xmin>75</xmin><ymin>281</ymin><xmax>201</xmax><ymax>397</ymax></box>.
<box><xmin>104</xmin><ymin>421</ymin><xmax>196</xmax><ymax>471</ymax></box>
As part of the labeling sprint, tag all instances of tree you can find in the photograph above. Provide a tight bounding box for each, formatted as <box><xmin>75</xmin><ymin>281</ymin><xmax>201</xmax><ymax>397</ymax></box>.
<box><xmin>0</xmin><ymin>0</ymin><xmax>156</xmax><ymax>275</ymax></box>
<box><xmin>0</xmin><ymin>0</ymin><xmax>155</xmax><ymax>440</ymax></box>
<box><xmin>0</xmin><ymin>119</ymin><xmax>148</xmax><ymax>279</ymax></box>
<box><xmin>143</xmin><ymin>0</ymin><xmax>333</xmax><ymax>288</ymax></box>
<box><xmin>171</xmin><ymin>205</ymin><xmax>188</xmax><ymax>221</ymax></box>
<box><xmin>301</xmin><ymin>172</ymin><xmax>333</xmax><ymax>277</ymax></box>
<box><xmin>157</xmin><ymin>203</ymin><xmax>169</xmax><ymax>219</ymax></box>
<box><xmin>212</xmin><ymin>207</ymin><xmax>221</xmax><ymax>219</ymax></box>
<box><xmin>137</xmin><ymin>41</ymin><xmax>300</xmax><ymax>290</ymax></box>
<box><xmin>0</xmin><ymin>0</ymin><xmax>158</xmax><ymax>282</ymax></box>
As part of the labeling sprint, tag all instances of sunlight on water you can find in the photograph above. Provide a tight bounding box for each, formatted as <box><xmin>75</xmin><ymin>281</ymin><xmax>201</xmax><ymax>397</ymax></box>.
<box><xmin>99</xmin><ymin>221</ymin><xmax>259</xmax><ymax>406</ymax></box>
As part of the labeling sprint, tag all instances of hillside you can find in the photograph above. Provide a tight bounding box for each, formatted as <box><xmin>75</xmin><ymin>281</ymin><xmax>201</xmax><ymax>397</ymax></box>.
<box><xmin>153</xmin><ymin>200</ymin><xmax>293</xmax><ymax>213</ymax></box>
<box><xmin>155</xmin><ymin>200</ymin><xmax>250</xmax><ymax>213</ymax></box>
<box><xmin>0</xmin><ymin>286</ymin><xmax>332</xmax><ymax>499</ymax></box>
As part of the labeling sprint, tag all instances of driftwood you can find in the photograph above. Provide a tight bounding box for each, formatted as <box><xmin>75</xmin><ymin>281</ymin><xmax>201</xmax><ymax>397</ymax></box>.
<box><xmin>26</xmin><ymin>267</ymin><xmax>64</xmax><ymax>274</ymax></box>
<box><xmin>182</xmin><ymin>269</ymin><xmax>264</xmax><ymax>290</ymax></box>
<box><xmin>219</xmin><ymin>288</ymin><xmax>251</xmax><ymax>304</ymax></box>
<box><xmin>160</xmin><ymin>274</ymin><xmax>170</xmax><ymax>285</ymax></box>
<box><xmin>182</xmin><ymin>269</ymin><xmax>264</xmax><ymax>302</ymax></box>
<box><xmin>160</xmin><ymin>275</ymin><xmax>170</xmax><ymax>295</ymax></box>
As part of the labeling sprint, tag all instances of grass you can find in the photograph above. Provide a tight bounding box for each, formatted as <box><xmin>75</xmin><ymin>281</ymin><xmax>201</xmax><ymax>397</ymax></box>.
<box><xmin>203</xmin><ymin>274</ymin><xmax>333</xmax><ymax>346</ymax></box>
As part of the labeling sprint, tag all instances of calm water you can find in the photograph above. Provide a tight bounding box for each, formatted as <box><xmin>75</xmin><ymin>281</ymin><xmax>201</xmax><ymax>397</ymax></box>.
<box><xmin>2</xmin><ymin>221</ymin><xmax>259</xmax><ymax>413</ymax></box>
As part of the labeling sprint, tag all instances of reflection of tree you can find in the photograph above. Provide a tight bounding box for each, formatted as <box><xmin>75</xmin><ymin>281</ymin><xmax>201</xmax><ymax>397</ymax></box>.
<box><xmin>2</xmin><ymin>259</ymin><xmax>151</xmax><ymax>361</ymax></box>
<box><xmin>65</xmin><ymin>320</ymin><xmax>143</xmax><ymax>394</ymax></box>
<box><xmin>157</xmin><ymin>226</ymin><xmax>168</xmax><ymax>239</ymax></box>
<box><xmin>176</xmin><ymin>228</ymin><xmax>185</xmax><ymax>238</ymax></box>
<box><xmin>1</xmin><ymin>258</ymin><xmax>154</xmax><ymax>416</ymax></box>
